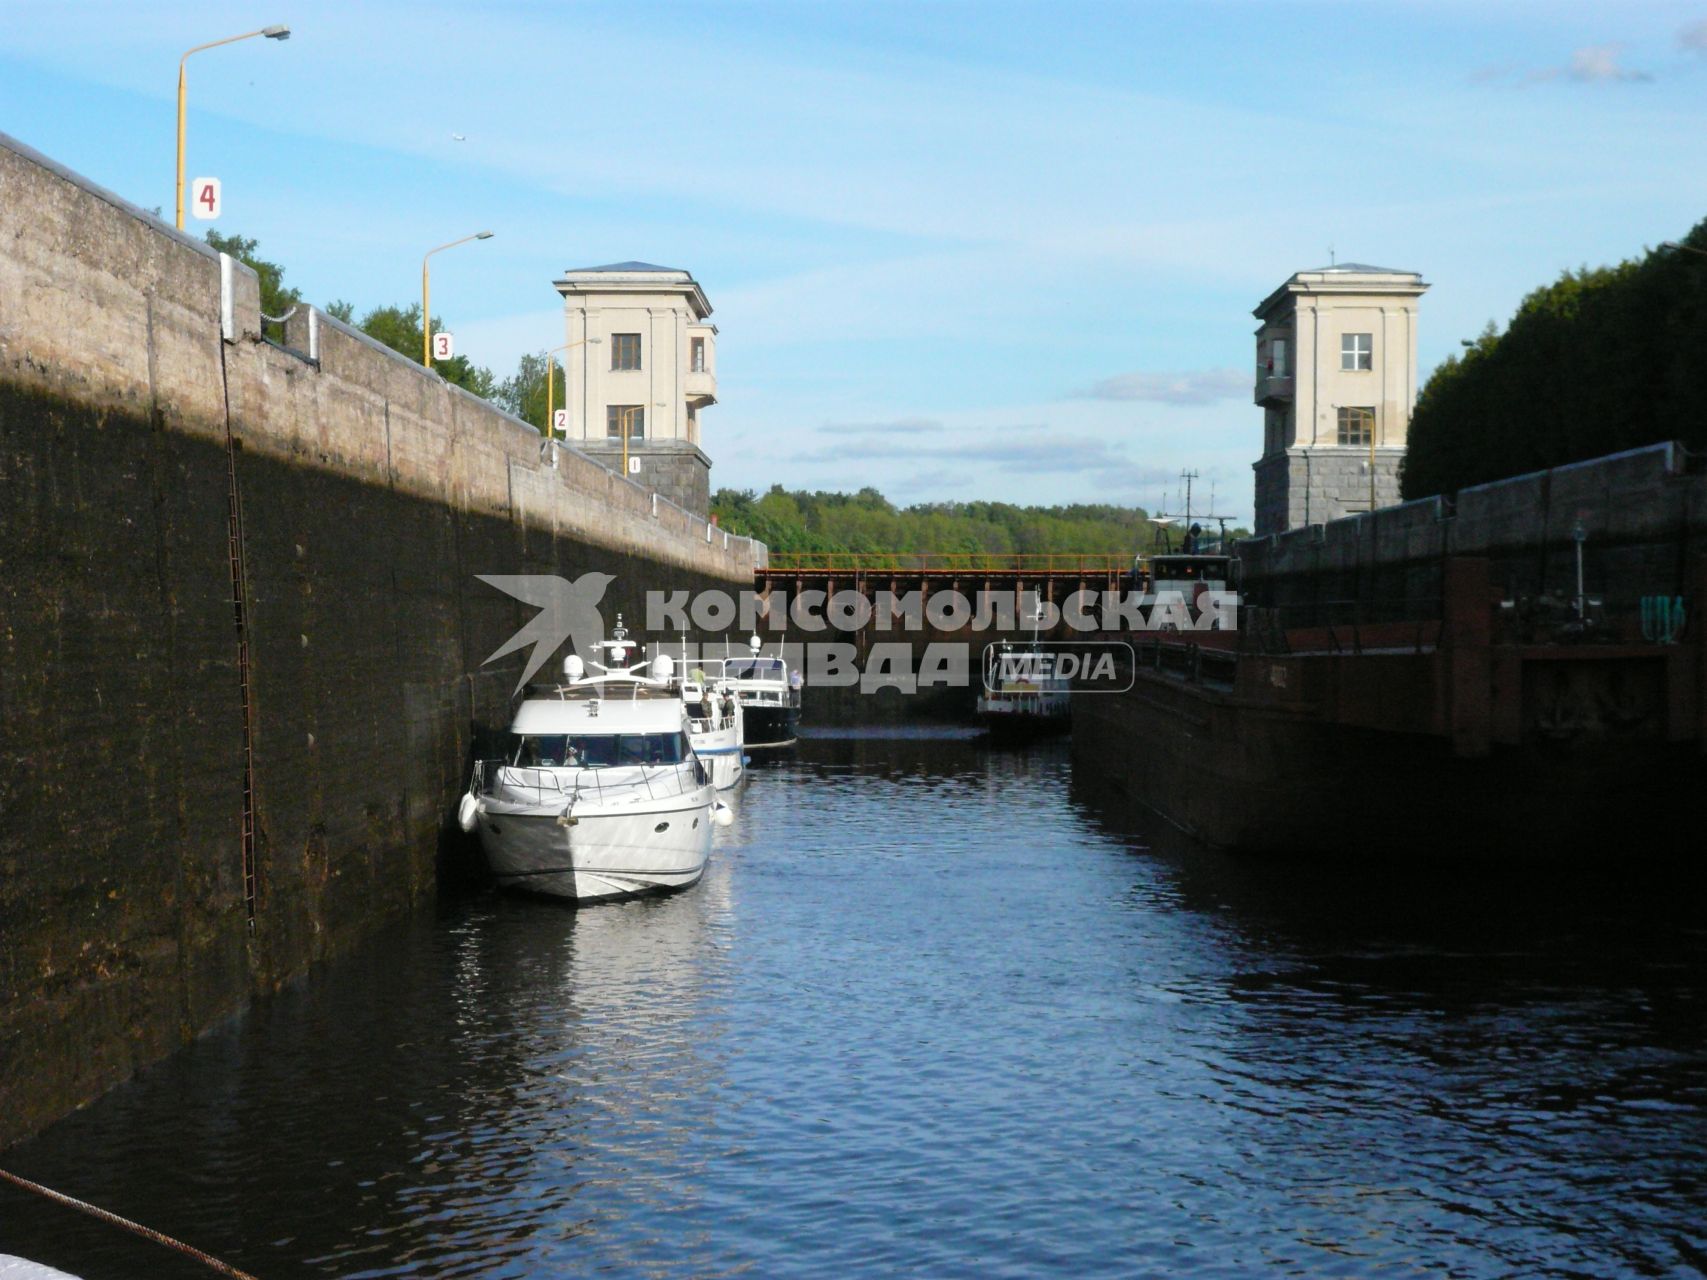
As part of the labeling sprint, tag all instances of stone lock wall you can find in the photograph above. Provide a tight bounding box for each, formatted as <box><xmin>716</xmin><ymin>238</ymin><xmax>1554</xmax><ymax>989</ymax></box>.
<box><xmin>0</xmin><ymin>130</ymin><xmax>763</xmax><ymax>1149</ymax></box>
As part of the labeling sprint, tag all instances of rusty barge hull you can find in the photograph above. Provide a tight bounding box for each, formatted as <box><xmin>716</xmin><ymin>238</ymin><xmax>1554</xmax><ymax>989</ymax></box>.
<box><xmin>1071</xmin><ymin>665</ymin><xmax>1699</xmax><ymax>858</ymax></box>
<box><xmin>1071</xmin><ymin>558</ymin><xmax>1707</xmax><ymax>859</ymax></box>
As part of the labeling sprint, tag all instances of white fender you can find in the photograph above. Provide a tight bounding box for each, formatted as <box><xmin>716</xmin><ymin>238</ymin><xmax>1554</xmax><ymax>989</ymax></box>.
<box><xmin>713</xmin><ymin>801</ymin><xmax>734</xmax><ymax>828</ymax></box>
<box><xmin>457</xmin><ymin>792</ymin><xmax>481</xmax><ymax>833</ymax></box>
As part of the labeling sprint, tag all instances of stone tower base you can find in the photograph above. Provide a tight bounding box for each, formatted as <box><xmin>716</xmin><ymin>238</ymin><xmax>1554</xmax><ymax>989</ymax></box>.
<box><xmin>1253</xmin><ymin>447</ymin><xmax>1405</xmax><ymax>535</ymax></box>
<box><xmin>578</xmin><ymin>439</ymin><xmax>712</xmax><ymax>518</ymax></box>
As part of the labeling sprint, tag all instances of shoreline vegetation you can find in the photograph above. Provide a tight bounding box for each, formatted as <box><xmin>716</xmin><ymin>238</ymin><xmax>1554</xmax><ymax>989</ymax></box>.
<box><xmin>1403</xmin><ymin>218</ymin><xmax>1707</xmax><ymax>500</ymax></box>
<box><xmin>709</xmin><ymin>486</ymin><xmax>1248</xmax><ymax>557</ymax></box>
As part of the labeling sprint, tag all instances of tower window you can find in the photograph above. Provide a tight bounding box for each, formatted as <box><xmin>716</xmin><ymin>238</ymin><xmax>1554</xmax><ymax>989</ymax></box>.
<box><xmin>612</xmin><ymin>333</ymin><xmax>642</xmax><ymax>371</ymax></box>
<box><xmin>607</xmin><ymin>405</ymin><xmax>645</xmax><ymax>440</ymax></box>
<box><xmin>1341</xmin><ymin>333</ymin><xmax>1373</xmax><ymax>371</ymax></box>
<box><xmin>691</xmin><ymin>337</ymin><xmax>707</xmax><ymax>372</ymax></box>
<box><xmin>1337</xmin><ymin>406</ymin><xmax>1375</xmax><ymax>446</ymax></box>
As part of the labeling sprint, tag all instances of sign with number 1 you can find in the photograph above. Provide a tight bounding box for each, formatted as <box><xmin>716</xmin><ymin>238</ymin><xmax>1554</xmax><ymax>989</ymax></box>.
<box><xmin>191</xmin><ymin>177</ymin><xmax>221</xmax><ymax>220</ymax></box>
<box><xmin>432</xmin><ymin>332</ymin><xmax>454</xmax><ymax>361</ymax></box>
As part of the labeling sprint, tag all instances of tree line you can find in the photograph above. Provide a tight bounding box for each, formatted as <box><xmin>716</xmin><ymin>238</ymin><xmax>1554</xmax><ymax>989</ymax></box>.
<box><xmin>1401</xmin><ymin>217</ymin><xmax>1707</xmax><ymax>500</ymax></box>
<box><xmin>207</xmin><ymin>230</ymin><xmax>564</xmax><ymax>431</ymax></box>
<box><xmin>710</xmin><ymin>486</ymin><xmax>1244</xmax><ymax>556</ymax></box>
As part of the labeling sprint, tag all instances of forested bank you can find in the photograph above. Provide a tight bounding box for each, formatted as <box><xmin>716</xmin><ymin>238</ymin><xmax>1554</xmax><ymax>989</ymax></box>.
<box><xmin>1402</xmin><ymin>219</ymin><xmax>1707</xmax><ymax>499</ymax></box>
<box><xmin>709</xmin><ymin>486</ymin><xmax>1234</xmax><ymax>556</ymax></box>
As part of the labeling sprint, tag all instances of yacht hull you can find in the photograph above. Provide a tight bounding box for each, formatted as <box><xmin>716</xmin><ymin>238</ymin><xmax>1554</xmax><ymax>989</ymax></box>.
<box><xmin>476</xmin><ymin>788</ymin><xmax>714</xmax><ymax>903</ymax></box>
<box><xmin>688</xmin><ymin>717</ymin><xmax>745</xmax><ymax>789</ymax></box>
<box><xmin>742</xmin><ymin>702</ymin><xmax>800</xmax><ymax>749</ymax></box>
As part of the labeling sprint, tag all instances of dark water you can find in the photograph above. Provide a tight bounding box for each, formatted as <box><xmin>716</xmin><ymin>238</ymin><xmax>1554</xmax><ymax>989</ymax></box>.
<box><xmin>4</xmin><ymin>733</ymin><xmax>1706</xmax><ymax>1278</ymax></box>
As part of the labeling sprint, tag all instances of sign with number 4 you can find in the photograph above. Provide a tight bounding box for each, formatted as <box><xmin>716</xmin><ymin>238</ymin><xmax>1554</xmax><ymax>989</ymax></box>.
<box><xmin>432</xmin><ymin>332</ymin><xmax>454</xmax><ymax>361</ymax></box>
<box><xmin>191</xmin><ymin>177</ymin><xmax>221</xmax><ymax>220</ymax></box>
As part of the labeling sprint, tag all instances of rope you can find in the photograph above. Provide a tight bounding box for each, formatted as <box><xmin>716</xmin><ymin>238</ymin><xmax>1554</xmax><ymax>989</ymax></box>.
<box><xmin>0</xmin><ymin>1168</ymin><xmax>261</xmax><ymax>1280</ymax></box>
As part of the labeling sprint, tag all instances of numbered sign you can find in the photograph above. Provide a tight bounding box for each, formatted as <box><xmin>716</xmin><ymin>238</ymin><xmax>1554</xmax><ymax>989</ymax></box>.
<box><xmin>190</xmin><ymin>177</ymin><xmax>221</xmax><ymax>220</ymax></box>
<box><xmin>552</xmin><ymin>409</ymin><xmax>569</xmax><ymax>433</ymax></box>
<box><xmin>627</xmin><ymin>456</ymin><xmax>641</xmax><ymax>475</ymax></box>
<box><xmin>432</xmin><ymin>331</ymin><xmax>454</xmax><ymax>361</ymax></box>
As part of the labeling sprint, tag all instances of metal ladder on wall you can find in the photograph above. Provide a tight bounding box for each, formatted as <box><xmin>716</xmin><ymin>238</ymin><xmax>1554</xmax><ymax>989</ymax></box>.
<box><xmin>223</xmin><ymin>408</ymin><xmax>258</xmax><ymax>929</ymax></box>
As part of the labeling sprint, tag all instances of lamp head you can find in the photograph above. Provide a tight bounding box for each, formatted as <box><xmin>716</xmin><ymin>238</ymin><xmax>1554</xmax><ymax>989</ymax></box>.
<box><xmin>476</xmin><ymin>230</ymin><xmax>494</xmax><ymax>240</ymax></box>
<box><xmin>262</xmin><ymin>25</ymin><xmax>290</xmax><ymax>39</ymax></box>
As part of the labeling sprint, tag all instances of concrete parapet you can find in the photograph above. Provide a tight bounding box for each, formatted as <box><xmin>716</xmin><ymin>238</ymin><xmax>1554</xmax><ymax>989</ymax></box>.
<box><xmin>1241</xmin><ymin>440</ymin><xmax>1706</xmax><ymax>620</ymax></box>
<box><xmin>0</xmin><ymin>128</ymin><xmax>763</xmax><ymax>1148</ymax></box>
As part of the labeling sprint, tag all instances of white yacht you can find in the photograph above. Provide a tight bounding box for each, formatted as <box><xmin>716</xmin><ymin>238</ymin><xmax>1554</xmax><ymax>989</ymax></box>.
<box><xmin>458</xmin><ymin>624</ymin><xmax>731</xmax><ymax>903</ymax></box>
<box><xmin>673</xmin><ymin>656</ymin><xmax>746</xmax><ymax>790</ymax></box>
<box><xmin>699</xmin><ymin>636</ymin><xmax>802</xmax><ymax>748</ymax></box>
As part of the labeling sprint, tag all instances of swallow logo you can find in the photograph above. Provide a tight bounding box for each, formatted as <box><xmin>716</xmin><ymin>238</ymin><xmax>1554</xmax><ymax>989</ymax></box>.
<box><xmin>477</xmin><ymin>572</ymin><xmax>615</xmax><ymax>694</ymax></box>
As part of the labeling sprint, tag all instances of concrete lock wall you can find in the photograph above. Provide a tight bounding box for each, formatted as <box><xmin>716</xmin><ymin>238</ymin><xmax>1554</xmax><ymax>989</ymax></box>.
<box><xmin>0</xmin><ymin>131</ymin><xmax>762</xmax><ymax>1149</ymax></box>
<box><xmin>1239</xmin><ymin>442</ymin><xmax>1707</xmax><ymax>624</ymax></box>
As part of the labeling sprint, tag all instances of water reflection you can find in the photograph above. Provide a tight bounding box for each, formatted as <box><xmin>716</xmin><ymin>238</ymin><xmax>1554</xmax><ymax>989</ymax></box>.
<box><xmin>1071</xmin><ymin>766</ymin><xmax>1707</xmax><ymax>1276</ymax></box>
<box><xmin>4</xmin><ymin>733</ymin><xmax>1703</xmax><ymax>1278</ymax></box>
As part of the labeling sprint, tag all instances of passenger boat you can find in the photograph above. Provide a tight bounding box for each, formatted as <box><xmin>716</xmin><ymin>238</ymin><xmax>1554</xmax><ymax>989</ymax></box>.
<box><xmin>458</xmin><ymin>624</ymin><xmax>731</xmax><ymax>903</ymax></box>
<box><xmin>976</xmin><ymin>607</ymin><xmax>1071</xmax><ymax>738</ymax></box>
<box><xmin>699</xmin><ymin>637</ymin><xmax>802</xmax><ymax>749</ymax></box>
<box><xmin>673</xmin><ymin>656</ymin><xmax>746</xmax><ymax>790</ymax></box>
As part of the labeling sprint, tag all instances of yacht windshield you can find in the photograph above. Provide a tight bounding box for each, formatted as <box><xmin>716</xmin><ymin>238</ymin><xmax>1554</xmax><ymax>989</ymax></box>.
<box><xmin>510</xmin><ymin>732</ymin><xmax>688</xmax><ymax>768</ymax></box>
<box><xmin>725</xmin><ymin>658</ymin><xmax>786</xmax><ymax>681</ymax></box>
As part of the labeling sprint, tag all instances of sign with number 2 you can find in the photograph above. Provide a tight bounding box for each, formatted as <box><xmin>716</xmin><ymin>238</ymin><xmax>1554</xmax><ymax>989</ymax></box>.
<box><xmin>191</xmin><ymin>177</ymin><xmax>221</xmax><ymax>220</ymax></box>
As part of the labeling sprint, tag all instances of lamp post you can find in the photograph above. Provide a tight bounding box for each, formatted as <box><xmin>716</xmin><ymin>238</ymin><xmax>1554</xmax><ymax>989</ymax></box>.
<box><xmin>619</xmin><ymin>405</ymin><xmax>642</xmax><ymax>478</ymax></box>
<box><xmin>1369</xmin><ymin>413</ymin><xmax>1377</xmax><ymax>514</ymax></box>
<box><xmin>421</xmin><ymin>231</ymin><xmax>493</xmax><ymax>366</ymax></box>
<box><xmin>544</xmin><ymin>338</ymin><xmax>602</xmax><ymax>441</ymax></box>
<box><xmin>176</xmin><ymin>25</ymin><xmax>290</xmax><ymax>230</ymax></box>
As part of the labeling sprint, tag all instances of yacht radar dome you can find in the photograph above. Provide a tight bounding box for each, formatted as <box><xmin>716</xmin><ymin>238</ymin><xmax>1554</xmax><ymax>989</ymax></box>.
<box><xmin>749</xmin><ymin>635</ymin><xmax>763</xmax><ymax>654</ymax></box>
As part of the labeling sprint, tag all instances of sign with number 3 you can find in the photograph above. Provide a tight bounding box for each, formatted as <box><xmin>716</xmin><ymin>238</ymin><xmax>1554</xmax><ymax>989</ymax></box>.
<box><xmin>432</xmin><ymin>332</ymin><xmax>455</xmax><ymax>361</ymax></box>
<box><xmin>191</xmin><ymin>177</ymin><xmax>221</xmax><ymax>220</ymax></box>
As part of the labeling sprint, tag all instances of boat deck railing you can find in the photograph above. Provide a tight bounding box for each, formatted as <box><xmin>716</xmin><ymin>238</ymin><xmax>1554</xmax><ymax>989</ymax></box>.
<box><xmin>686</xmin><ymin>709</ymin><xmax>738</xmax><ymax>735</ymax></box>
<box><xmin>474</xmin><ymin>758</ymin><xmax>707</xmax><ymax>809</ymax></box>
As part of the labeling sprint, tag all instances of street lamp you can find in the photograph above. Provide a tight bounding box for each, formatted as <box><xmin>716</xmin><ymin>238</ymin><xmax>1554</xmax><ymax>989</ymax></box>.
<box><xmin>421</xmin><ymin>231</ymin><xmax>493</xmax><ymax>366</ymax></box>
<box><xmin>1660</xmin><ymin>241</ymin><xmax>1707</xmax><ymax>260</ymax></box>
<box><xmin>176</xmin><ymin>24</ymin><xmax>290</xmax><ymax>230</ymax></box>
<box><xmin>543</xmin><ymin>338</ymin><xmax>602</xmax><ymax>441</ymax></box>
<box><xmin>618</xmin><ymin>404</ymin><xmax>642</xmax><ymax>478</ymax></box>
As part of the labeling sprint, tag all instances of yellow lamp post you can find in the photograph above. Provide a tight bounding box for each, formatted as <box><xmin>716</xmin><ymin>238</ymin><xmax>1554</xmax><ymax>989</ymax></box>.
<box><xmin>544</xmin><ymin>337</ymin><xmax>602</xmax><ymax>441</ymax></box>
<box><xmin>421</xmin><ymin>231</ymin><xmax>494</xmax><ymax>366</ymax></box>
<box><xmin>618</xmin><ymin>405</ymin><xmax>642</xmax><ymax>478</ymax></box>
<box><xmin>175</xmin><ymin>25</ymin><xmax>290</xmax><ymax>230</ymax></box>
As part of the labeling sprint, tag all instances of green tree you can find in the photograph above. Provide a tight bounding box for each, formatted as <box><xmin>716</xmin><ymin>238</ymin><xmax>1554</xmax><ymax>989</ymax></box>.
<box><xmin>706</xmin><ymin>485</ymin><xmax>1198</xmax><ymax>556</ymax></box>
<box><xmin>205</xmin><ymin>229</ymin><xmax>300</xmax><ymax>321</ymax></box>
<box><xmin>346</xmin><ymin>302</ymin><xmax>496</xmax><ymax>397</ymax></box>
<box><xmin>1403</xmin><ymin>217</ymin><xmax>1707</xmax><ymax>499</ymax></box>
<box><xmin>495</xmin><ymin>351</ymin><xmax>567</xmax><ymax>433</ymax></box>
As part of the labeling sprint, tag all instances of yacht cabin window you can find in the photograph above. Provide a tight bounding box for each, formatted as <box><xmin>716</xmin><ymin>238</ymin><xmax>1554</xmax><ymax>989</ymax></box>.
<box><xmin>511</xmin><ymin>732</ymin><xmax>689</xmax><ymax>767</ymax></box>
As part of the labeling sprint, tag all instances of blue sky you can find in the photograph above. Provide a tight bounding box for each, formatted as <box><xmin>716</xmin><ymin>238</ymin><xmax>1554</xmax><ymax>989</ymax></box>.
<box><xmin>4</xmin><ymin>1</ymin><xmax>1706</xmax><ymax>522</ymax></box>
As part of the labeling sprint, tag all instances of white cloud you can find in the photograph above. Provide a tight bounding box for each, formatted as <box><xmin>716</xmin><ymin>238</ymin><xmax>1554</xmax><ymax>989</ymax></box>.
<box><xmin>1529</xmin><ymin>44</ymin><xmax>1653</xmax><ymax>85</ymax></box>
<box><xmin>820</xmin><ymin>418</ymin><xmax>945</xmax><ymax>436</ymax></box>
<box><xmin>1073</xmin><ymin>369</ymin><xmax>1248</xmax><ymax>405</ymax></box>
<box><xmin>1681</xmin><ymin>19</ymin><xmax>1707</xmax><ymax>54</ymax></box>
